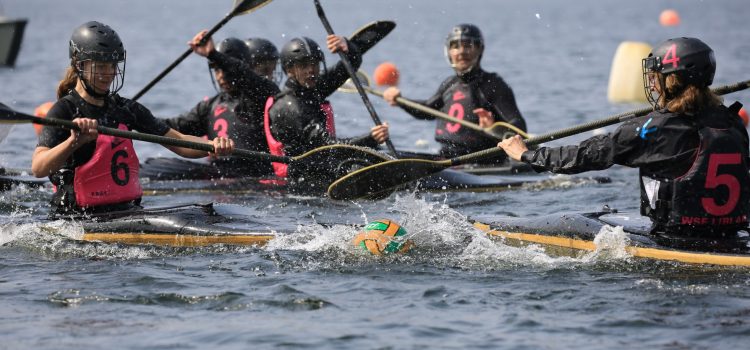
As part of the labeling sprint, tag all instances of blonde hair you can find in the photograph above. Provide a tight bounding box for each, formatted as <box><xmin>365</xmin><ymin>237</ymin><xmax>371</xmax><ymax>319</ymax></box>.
<box><xmin>56</xmin><ymin>63</ymin><xmax>78</xmax><ymax>99</ymax></box>
<box><xmin>659</xmin><ymin>73</ymin><xmax>722</xmax><ymax>115</ymax></box>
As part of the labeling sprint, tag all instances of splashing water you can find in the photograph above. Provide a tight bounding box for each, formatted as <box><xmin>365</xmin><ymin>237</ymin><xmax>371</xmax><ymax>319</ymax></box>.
<box><xmin>264</xmin><ymin>193</ymin><xmax>611</xmax><ymax>270</ymax></box>
<box><xmin>582</xmin><ymin>224</ymin><xmax>633</xmax><ymax>262</ymax></box>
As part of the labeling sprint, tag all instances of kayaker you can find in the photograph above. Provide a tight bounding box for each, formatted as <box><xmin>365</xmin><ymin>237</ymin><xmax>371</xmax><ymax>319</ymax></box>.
<box><xmin>382</xmin><ymin>24</ymin><xmax>526</xmax><ymax>160</ymax></box>
<box><xmin>499</xmin><ymin>37</ymin><xmax>749</xmax><ymax>238</ymax></box>
<box><xmin>165</xmin><ymin>31</ymin><xmax>280</xmax><ymax>177</ymax></box>
<box><xmin>266</xmin><ymin>35</ymin><xmax>389</xmax><ymax>178</ymax></box>
<box><xmin>31</xmin><ymin>21</ymin><xmax>235</xmax><ymax>216</ymax></box>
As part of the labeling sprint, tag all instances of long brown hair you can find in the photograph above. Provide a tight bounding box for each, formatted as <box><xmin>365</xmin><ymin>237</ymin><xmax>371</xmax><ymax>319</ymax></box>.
<box><xmin>659</xmin><ymin>73</ymin><xmax>722</xmax><ymax>115</ymax></box>
<box><xmin>56</xmin><ymin>61</ymin><xmax>78</xmax><ymax>99</ymax></box>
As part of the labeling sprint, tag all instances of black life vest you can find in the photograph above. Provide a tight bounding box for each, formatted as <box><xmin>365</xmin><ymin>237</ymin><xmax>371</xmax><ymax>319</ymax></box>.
<box><xmin>640</xmin><ymin>107</ymin><xmax>750</xmax><ymax>228</ymax></box>
<box><xmin>436</xmin><ymin>78</ymin><xmax>487</xmax><ymax>148</ymax></box>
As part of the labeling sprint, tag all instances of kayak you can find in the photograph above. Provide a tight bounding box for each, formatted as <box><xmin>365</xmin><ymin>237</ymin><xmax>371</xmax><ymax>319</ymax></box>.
<box><xmin>471</xmin><ymin>211</ymin><xmax>750</xmax><ymax>266</ymax></box>
<box><xmin>64</xmin><ymin>204</ymin><xmax>750</xmax><ymax>267</ymax></box>
<box><xmin>139</xmin><ymin>157</ymin><xmax>610</xmax><ymax>196</ymax></box>
<box><xmin>62</xmin><ymin>203</ymin><xmax>276</xmax><ymax>247</ymax></box>
<box><xmin>0</xmin><ymin>168</ymin><xmax>47</xmax><ymax>191</ymax></box>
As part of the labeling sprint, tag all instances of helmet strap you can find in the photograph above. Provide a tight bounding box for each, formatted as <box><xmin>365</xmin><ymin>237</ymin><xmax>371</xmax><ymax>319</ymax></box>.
<box><xmin>74</xmin><ymin>62</ymin><xmax>109</xmax><ymax>100</ymax></box>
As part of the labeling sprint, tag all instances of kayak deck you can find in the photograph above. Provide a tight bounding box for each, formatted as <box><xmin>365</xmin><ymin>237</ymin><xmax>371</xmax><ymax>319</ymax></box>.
<box><xmin>69</xmin><ymin>204</ymin><xmax>277</xmax><ymax>247</ymax></box>
<box><xmin>471</xmin><ymin>211</ymin><xmax>750</xmax><ymax>266</ymax></box>
<box><xmin>0</xmin><ymin>168</ymin><xmax>47</xmax><ymax>191</ymax></box>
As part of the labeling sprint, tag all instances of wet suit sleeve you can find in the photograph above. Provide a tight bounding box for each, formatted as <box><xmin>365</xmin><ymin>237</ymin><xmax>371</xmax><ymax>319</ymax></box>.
<box><xmin>397</xmin><ymin>78</ymin><xmax>452</xmax><ymax>121</ymax></box>
<box><xmin>482</xmin><ymin>74</ymin><xmax>526</xmax><ymax>132</ymax></box>
<box><xmin>165</xmin><ymin>98</ymin><xmax>212</xmax><ymax>137</ymax></box>
<box><xmin>207</xmin><ymin>50</ymin><xmax>279</xmax><ymax>99</ymax></box>
<box><xmin>519</xmin><ymin>119</ymin><xmax>646</xmax><ymax>174</ymax></box>
<box><xmin>37</xmin><ymin>101</ymin><xmax>75</xmax><ymax>149</ymax></box>
<box><xmin>301</xmin><ymin>121</ymin><xmax>378</xmax><ymax>149</ymax></box>
<box><xmin>123</xmin><ymin>100</ymin><xmax>171</xmax><ymax>136</ymax></box>
<box><xmin>317</xmin><ymin>39</ymin><xmax>363</xmax><ymax>99</ymax></box>
<box><xmin>310</xmin><ymin>41</ymin><xmax>376</xmax><ymax>148</ymax></box>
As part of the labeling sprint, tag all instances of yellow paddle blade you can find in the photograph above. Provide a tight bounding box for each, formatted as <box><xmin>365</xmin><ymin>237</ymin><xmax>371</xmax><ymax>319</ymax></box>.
<box><xmin>487</xmin><ymin>122</ymin><xmax>530</xmax><ymax>139</ymax></box>
<box><xmin>232</xmin><ymin>0</ymin><xmax>273</xmax><ymax>15</ymax></box>
<box><xmin>327</xmin><ymin>159</ymin><xmax>449</xmax><ymax>200</ymax></box>
<box><xmin>338</xmin><ymin>70</ymin><xmax>372</xmax><ymax>94</ymax></box>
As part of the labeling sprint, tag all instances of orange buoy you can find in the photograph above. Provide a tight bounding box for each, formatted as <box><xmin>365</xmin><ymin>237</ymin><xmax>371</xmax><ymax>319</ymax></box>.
<box><xmin>739</xmin><ymin>107</ymin><xmax>749</xmax><ymax>127</ymax></box>
<box><xmin>659</xmin><ymin>9</ymin><xmax>681</xmax><ymax>27</ymax></box>
<box><xmin>33</xmin><ymin>101</ymin><xmax>54</xmax><ymax>135</ymax></box>
<box><xmin>373</xmin><ymin>62</ymin><xmax>400</xmax><ymax>87</ymax></box>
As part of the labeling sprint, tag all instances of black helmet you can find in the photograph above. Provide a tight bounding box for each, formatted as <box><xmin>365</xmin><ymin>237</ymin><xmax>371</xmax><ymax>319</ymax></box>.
<box><xmin>444</xmin><ymin>24</ymin><xmax>484</xmax><ymax>71</ymax></box>
<box><xmin>244</xmin><ymin>38</ymin><xmax>279</xmax><ymax>66</ymax></box>
<box><xmin>207</xmin><ymin>38</ymin><xmax>252</xmax><ymax>93</ymax></box>
<box><xmin>69</xmin><ymin>21</ymin><xmax>126</xmax><ymax>62</ymax></box>
<box><xmin>643</xmin><ymin>37</ymin><xmax>716</xmax><ymax>87</ymax></box>
<box><xmin>642</xmin><ymin>37</ymin><xmax>716</xmax><ymax>108</ymax></box>
<box><xmin>280</xmin><ymin>37</ymin><xmax>324</xmax><ymax>72</ymax></box>
<box><xmin>215</xmin><ymin>37</ymin><xmax>252</xmax><ymax>63</ymax></box>
<box><xmin>69</xmin><ymin>21</ymin><xmax>126</xmax><ymax>97</ymax></box>
<box><xmin>445</xmin><ymin>24</ymin><xmax>484</xmax><ymax>49</ymax></box>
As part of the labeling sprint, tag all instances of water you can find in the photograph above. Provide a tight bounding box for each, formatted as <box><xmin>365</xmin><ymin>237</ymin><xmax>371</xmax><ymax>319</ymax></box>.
<box><xmin>2</xmin><ymin>0</ymin><xmax>750</xmax><ymax>348</ymax></box>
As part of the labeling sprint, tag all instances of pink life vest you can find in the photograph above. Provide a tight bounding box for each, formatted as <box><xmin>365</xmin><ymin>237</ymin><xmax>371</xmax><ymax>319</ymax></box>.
<box><xmin>73</xmin><ymin>123</ymin><xmax>142</xmax><ymax>207</ymax></box>
<box><xmin>263</xmin><ymin>97</ymin><xmax>336</xmax><ymax>177</ymax></box>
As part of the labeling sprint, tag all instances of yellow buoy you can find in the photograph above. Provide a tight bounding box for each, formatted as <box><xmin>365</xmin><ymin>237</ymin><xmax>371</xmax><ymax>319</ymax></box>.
<box><xmin>607</xmin><ymin>41</ymin><xmax>653</xmax><ymax>104</ymax></box>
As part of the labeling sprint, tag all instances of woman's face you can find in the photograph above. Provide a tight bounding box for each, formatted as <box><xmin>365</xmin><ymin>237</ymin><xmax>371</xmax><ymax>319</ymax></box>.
<box><xmin>213</xmin><ymin>67</ymin><xmax>232</xmax><ymax>92</ymax></box>
<box><xmin>448</xmin><ymin>39</ymin><xmax>481</xmax><ymax>72</ymax></box>
<box><xmin>81</xmin><ymin>60</ymin><xmax>117</xmax><ymax>94</ymax></box>
<box><xmin>252</xmin><ymin>60</ymin><xmax>278</xmax><ymax>82</ymax></box>
<box><xmin>647</xmin><ymin>72</ymin><xmax>663</xmax><ymax>93</ymax></box>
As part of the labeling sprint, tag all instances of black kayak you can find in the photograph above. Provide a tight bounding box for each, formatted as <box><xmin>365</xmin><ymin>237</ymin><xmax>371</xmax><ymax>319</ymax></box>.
<box><xmin>0</xmin><ymin>167</ymin><xmax>47</xmax><ymax>191</ymax></box>
<box><xmin>139</xmin><ymin>157</ymin><xmax>610</xmax><ymax>196</ymax></box>
<box><xmin>471</xmin><ymin>210</ymin><xmax>750</xmax><ymax>266</ymax></box>
<box><xmin>58</xmin><ymin>203</ymin><xmax>750</xmax><ymax>266</ymax></box>
<box><xmin>58</xmin><ymin>203</ymin><xmax>277</xmax><ymax>247</ymax></box>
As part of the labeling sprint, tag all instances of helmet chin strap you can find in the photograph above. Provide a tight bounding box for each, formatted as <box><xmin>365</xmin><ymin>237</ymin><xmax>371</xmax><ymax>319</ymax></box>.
<box><xmin>452</xmin><ymin>60</ymin><xmax>481</xmax><ymax>76</ymax></box>
<box><xmin>80</xmin><ymin>76</ymin><xmax>109</xmax><ymax>99</ymax></box>
<box><xmin>449</xmin><ymin>49</ymin><xmax>482</xmax><ymax>77</ymax></box>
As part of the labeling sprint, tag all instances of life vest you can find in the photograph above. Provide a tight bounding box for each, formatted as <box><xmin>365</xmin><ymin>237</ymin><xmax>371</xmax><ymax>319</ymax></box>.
<box><xmin>73</xmin><ymin>123</ymin><xmax>142</xmax><ymax>207</ymax></box>
<box><xmin>263</xmin><ymin>96</ymin><xmax>336</xmax><ymax>177</ymax></box>
<box><xmin>436</xmin><ymin>79</ymin><xmax>485</xmax><ymax>148</ymax></box>
<box><xmin>641</xmin><ymin>122</ymin><xmax>750</xmax><ymax>228</ymax></box>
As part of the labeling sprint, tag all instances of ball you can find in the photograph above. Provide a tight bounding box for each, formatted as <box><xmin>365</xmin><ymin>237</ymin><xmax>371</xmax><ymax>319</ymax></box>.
<box><xmin>739</xmin><ymin>107</ymin><xmax>748</xmax><ymax>127</ymax></box>
<box><xmin>33</xmin><ymin>101</ymin><xmax>54</xmax><ymax>135</ymax></box>
<box><xmin>659</xmin><ymin>9</ymin><xmax>680</xmax><ymax>27</ymax></box>
<box><xmin>352</xmin><ymin>219</ymin><xmax>413</xmax><ymax>255</ymax></box>
<box><xmin>373</xmin><ymin>62</ymin><xmax>400</xmax><ymax>87</ymax></box>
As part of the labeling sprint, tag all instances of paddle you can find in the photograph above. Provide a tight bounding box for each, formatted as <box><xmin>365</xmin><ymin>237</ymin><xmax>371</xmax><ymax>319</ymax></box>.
<box><xmin>312</xmin><ymin>0</ymin><xmax>398</xmax><ymax>155</ymax></box>
<box><xmin>0</xmin><ymin>104</ymin><xmax>394</xmax><ymax>171</ymax></box>
<box><xmin>0</xmin><ymin>102</ymin><xmax>12</xmax><ymax>144</ymax></box>
<box><xmin>338</xmin><ymin>70</ymin><xmax>529</xmax><ymax>139</ymax></box>
<box><xmin>328</xmin><ymin>78</ymin><xmax>750</xmax><ymax>200</ymax></box>
<box><xmin>131</xmin><ymin>0</ymin><xmax>273</xmax><ymax>101</ymax></box>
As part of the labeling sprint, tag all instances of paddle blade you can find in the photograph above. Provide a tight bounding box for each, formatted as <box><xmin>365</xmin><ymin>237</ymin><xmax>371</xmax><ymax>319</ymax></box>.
<box><xmin>0</xmin><ymin>103</ymin><xmax>35</xmax><ymax>124</ymax></box>
<box><xmin>339</xmin><ymin>70</ymin><xmax>372</xmax><ymax>94</ymax></box>
<box><xmin>348</xmin><ymin>20</ymin><xmax>396</xmax><ymax>54</ymax></box>
<box><xmin>231</xmin><ymin>0</ymin><xmax>273</xmax><ymax>15</ymax></box>
<box><xmin>487</xmin><ymin>121</ymin><xmax>530</xmax><ymax>139</ymax></box>
<box><xmin>327</xmin><ymin>159</ymin><xmax>449</xmax><ymax>200</ymax></box>
<box><xmin>289</xmin><ymin>144</ymin><xmax>393</xmax><ymax>194</ymax></box>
